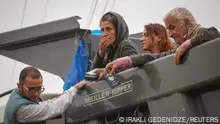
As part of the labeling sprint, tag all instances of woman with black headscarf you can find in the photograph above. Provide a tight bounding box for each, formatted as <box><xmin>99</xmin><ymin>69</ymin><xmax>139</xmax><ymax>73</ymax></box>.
<box><xmin>91</xmin><ymin>12</ymin><xmax>139</xmax><ymax>69</ymax></box>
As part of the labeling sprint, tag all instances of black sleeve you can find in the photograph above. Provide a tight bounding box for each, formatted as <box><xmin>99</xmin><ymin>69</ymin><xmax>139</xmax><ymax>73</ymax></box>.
<box><xmin>131</xmin><ymin>49</ymin><xmax>176</xmax><ymax>67</ymax></box>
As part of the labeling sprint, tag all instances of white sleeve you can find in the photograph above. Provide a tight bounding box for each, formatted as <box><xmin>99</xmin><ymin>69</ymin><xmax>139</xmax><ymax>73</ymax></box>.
<box><xmin>16</xmin><ymin>87</ymin><xmax>78</xmax><ymax>122</ymax></box>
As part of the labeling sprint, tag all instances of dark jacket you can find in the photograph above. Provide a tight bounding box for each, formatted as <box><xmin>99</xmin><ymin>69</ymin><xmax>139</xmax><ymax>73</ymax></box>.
<box><xmin>130</xmin><ymin>25</ymin><xmax>220</xmax><ymax>67</ymax></box>
<box><xmin>91</xmin><ymin>12</ymin><xmax>139</xmax><ymax>69</ymax></box>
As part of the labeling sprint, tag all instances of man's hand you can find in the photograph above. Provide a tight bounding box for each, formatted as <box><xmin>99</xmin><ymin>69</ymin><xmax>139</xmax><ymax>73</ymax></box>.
<box><xmin>174</xmin><ymin>40</ymin><xmax>191</xmax><ymax>65</ymax></box>
<box><xmin>73</xmin><ymin>80</ymin><xmax>88</xmax><ymax>89</ymax></box>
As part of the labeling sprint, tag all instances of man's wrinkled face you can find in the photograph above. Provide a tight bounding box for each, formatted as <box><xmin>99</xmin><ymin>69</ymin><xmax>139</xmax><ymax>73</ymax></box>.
<box><xmin>17</xmin><ymin>75</ymin><xmax>44</xmax><ymax>102</ymax></box>
<box><xmin>164</xmin><ymin>16</ymin><xmax>187</xmax><ymax>45</ymax></box>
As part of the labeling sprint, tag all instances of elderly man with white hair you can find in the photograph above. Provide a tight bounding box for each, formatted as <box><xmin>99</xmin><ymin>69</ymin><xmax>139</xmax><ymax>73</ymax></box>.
<box><xmin>163</xmin><ymin>7</ymin><xmax>220</xmax><ymax>64</ymax></box>
<box><xmin>96</xmin><ymin>7</ymin><xmax>220</xmax><ymax>77</ymax></box>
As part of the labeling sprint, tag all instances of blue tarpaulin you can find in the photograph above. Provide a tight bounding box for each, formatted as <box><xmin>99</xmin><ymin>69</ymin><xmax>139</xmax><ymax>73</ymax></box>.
<box><xmin>63</xmin><ymin>40</ymin><xmax>89</xmax><ymax>91</ymax></box>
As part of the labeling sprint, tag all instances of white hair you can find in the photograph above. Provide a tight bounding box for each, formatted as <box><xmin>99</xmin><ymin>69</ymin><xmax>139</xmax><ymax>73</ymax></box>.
<box><xmin>164</xmin><ymin>7</ymin><xmax>197</xmax><ymax>26</ymax></box>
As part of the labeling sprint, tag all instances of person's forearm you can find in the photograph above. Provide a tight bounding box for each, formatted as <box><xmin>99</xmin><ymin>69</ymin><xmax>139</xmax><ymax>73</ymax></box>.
<box><xmin>17</xmin><ymin>87</ymin><xmax>78</xmax><ymax>122</ymax></box>
<box><xmin>130</xmin><ymin>53</ymin><xmax>156</xmax><ymax>67</ymax></box>
<box><xmin>115</xmin><ymin>57</ymin><xmax>133</xmax><ymax>69</ymax></box>
<box><xmin>115</xmin><ymin>53</ymin><xmax>163</xmax><ymax>69</ymax></box>
<box><xmin>114</xmin><ymin>53</ymin><xmax>157</xmax><ymax>69</ymax></box>
<box><xmin>115</xmin><ymin>49</ymin><xmax>176</xmax><ymax>70</ymax></box>
<box><xmin>131</xmin><ymin>49</ymin><xmax>176</xmax><ymax>67</ymax></box>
